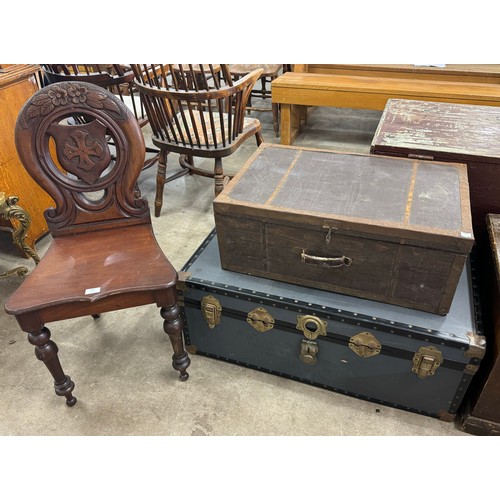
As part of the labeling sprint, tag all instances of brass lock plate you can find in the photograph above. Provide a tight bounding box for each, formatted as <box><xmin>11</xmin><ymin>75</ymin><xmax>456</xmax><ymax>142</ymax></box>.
<box><xmin>412</xmin><ymin>346</ymin><xmax>443</xmax><ymax>379</ymax></box>
<box><xmin>300</xmin><ymin>339</ymin><xmax>318</xmax><ymax>365</ymax></box>
<box><xmin>348</xmin><ymin>332</ymin><xmax>381</xmax><ymax>358</ymax></box>
<box><xmin>247</xmin><ymin>307</ymin><xmax>274</xmax><ymax>332</ymax></box>
<box><xmin>201</xmin><ymin>295</ymin><xmax>222</xmax><ymax>329</ymax></box>
<box><xmin>296</xmin><ymin>315</ymin><xmax>327</xmax><ymax>340</ymax></box>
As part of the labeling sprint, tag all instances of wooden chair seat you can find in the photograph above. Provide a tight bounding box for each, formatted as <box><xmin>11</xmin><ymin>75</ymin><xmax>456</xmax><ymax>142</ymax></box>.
<box><xmin>5</xmin><ymin>225</ymin><xmax>176</xmax><ymax>317</ymax></box>
<box><xmin>168</xmin><ymin>111</ymin><xmax>260</xmax><ymax>150</ymax></box>
<box><xmin>230</xmin><ymin>64</ymin><xmax>282</xmax><ymax>77</ymax></box>
<box><xmin>229</xmin><ymin>64</ymin><xmax>283</xmax><ymax>137</ymax></box>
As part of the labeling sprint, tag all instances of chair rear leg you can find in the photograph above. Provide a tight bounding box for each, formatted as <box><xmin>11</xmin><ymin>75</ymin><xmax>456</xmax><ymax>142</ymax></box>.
<box><xmin>27</xmin><ymin>326</ymin><xmax>77</xmax><ymax>406</ymax></box>
<box><xmin>214</xmin><ymin>158</ymin><xmax>225</xmax><ymax>196</ymax></box>
<box><xmin>155</xmin><ymin>149</ymin><xmax>168</xmax><ymax>217</ymax></box>
<box><xmin>272</xmin><ymin>103</ymin><xmax>280</xmax><ymax>137</ymax></box>
<box><xmin>255</xmin><ymin>130</ymin><xmax>264</xmax><ymax>146</ymax></box>
<box><xmin>161</xmin><ymin>302</ymin><xmax>190</xmax><ymax>381</ymax></box>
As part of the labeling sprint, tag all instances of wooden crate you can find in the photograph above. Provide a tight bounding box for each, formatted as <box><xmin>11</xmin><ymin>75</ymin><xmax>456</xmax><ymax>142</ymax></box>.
<box><xmin>213</xmin><ymin>143</ymin><xmax>474</xmax><ymax>315</ymax></box>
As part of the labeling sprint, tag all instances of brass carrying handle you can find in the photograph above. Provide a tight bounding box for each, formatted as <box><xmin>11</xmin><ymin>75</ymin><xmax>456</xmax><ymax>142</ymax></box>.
<box><xmin>301</xmin><ymin>250</ymin><xmax>352</xmax><ymax>268</ymax></box>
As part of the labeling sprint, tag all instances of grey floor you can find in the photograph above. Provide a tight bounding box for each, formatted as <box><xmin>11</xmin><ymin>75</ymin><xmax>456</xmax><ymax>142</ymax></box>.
<box><xmin>0</xmin><ymin>102</ymin><xmax>472</xmax><ymax>436</ymax></box>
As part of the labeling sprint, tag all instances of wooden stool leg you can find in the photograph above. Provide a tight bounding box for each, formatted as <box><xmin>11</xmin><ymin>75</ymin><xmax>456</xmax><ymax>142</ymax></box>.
<box><xmin>214</xmin><ymin>158</ymin><xmax>224</xmax><ymax>196</ymax></box>
<box><xmin>161</xmin><ymin>302</ymin><xmax>190</xmax><ymax>381</ymax></box>
<box><xmin>27</xmin><ymin>326</ymin><xmax>77</xmax><ymax>406</ymax></box>
<box><xmin>154</xmin><ymin>149</ymin><xmax>168</xmax><ymax>218</ymax></box>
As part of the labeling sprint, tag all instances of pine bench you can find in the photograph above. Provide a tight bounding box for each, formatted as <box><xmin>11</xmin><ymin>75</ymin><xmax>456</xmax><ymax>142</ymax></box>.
<box><xmin>272</xmin><ymin>70</ymin><xmax>500</xmax><ymax>145</ymax></box>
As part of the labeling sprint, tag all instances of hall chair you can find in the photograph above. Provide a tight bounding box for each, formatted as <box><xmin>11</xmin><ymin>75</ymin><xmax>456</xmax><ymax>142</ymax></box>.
<box><xmin>4</xmin><ymin>81</ymin><xmax>190</xmax><ymax>407</ymax></box>
<box><xmin>41</xmin><ymin>64</ymin><xmax>159</xmax><ymax>174</ymax></box>
<box><xmin>131</xmin><ymin>64</ymin><xmax>263</xmax><ymax>217</ymax></box>
<box><xmin>229</xmin><ymin>64</ymin><xmax>283</xmax><ymax>137</ymax></box>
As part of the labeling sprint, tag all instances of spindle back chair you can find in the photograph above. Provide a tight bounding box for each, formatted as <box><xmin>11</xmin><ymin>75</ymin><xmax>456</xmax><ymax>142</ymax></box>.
<box><xmin>131</xmin><ymin>64</ymin><xmax>263</xmax><ymax>217</ymax></box>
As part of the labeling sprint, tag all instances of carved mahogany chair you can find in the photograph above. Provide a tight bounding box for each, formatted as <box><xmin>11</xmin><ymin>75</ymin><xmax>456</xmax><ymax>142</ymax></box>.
<box><xmin>131</xmin><ymin>64</ymin><xmax>264</xmax><ymax>217</ymax></box>
<box><xmin>4</xmin><ymin>81</ymin><xmax>190</xmax><ymax>406</ymax></box>
<box><xmin>229</xmin><ymin>64</ymin><xmax>283</xmax><ymax>137</ymax></box>
<box><xmin>41</xmin><ymin>64</ymin><xmax>159</xmax><ymax>173</ymax></box>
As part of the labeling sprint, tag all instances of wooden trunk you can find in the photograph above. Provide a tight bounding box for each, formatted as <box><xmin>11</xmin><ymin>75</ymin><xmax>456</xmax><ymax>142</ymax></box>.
<box><xmin>213</xmin><ymin>143</ymin><xmax>474</xmax><ymax>315</ymax></box>
<box><xmin>180</xmin><ymin>230</ymin><xmax>485</xmax><ymax>421</ymax></box>
<box><xmin>370</xmin><ymin>98</ymin><xmax>500</xmax><ymax>254</ymax></box>
<box><xmin>459</xmin><ymin>214</ymin><xmax>500</xmax><ymax>435</ymax></box>
<box><xmin>0</xmin><ymin>64</ymin><xmax>53</xmax><ymax>254</ymax></box>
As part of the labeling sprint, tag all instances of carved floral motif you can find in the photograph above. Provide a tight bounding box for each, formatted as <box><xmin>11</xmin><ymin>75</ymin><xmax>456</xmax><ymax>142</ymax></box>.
<box><xmin>19</xmin><ymin>82</ymin><xmax>123</xmax><ymax>128</ymax></box>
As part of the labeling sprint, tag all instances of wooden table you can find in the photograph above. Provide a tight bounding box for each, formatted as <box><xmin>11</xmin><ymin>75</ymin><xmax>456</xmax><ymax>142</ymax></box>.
<box><xmin>298</xmin><ymin>64</ymin><xmax>500</xmax><ymax>84</ymax></box>
<box><xmin>272</xmin><ymin>64</ymin><xmax>500</xmax><ymax>145</ymax></box>
<box><xmin>0</xmin><ymin>64</ymin><xmax>53</xmax><ymax>253</ymax></box>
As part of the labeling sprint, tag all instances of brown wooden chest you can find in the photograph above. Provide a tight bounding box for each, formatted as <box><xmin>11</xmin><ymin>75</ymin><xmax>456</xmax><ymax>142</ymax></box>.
<box><xmin>213</xmin><ymin>143</ymin><xmax>474</xmax><ymax>315</ymax></box>
<box><xmin>459</xmin><ymin>214</ymin><xmax>500</xmax><ymax>435</ymax></box>
<box><xmin>370</xmin><ymin>98</ymin><xmax>500</xmax><ymax>253</ymax></box>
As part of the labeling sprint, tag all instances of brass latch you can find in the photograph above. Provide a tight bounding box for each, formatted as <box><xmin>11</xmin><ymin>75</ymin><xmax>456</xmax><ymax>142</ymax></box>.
<box><xmin>296</xmin><ymin>315</ymin><xmax>327</xmax><ymax>340</ymax></box>
<box><xmin>412</xmin><ymin>346</ymin><xmax>443</xmax><ymax>379</ymax></box>
<box><xmin>300</xmin><ymin>339</ymin><xmax>318</xmax><ymax>365</ymax></box>
<box><xmin>247</xmin><ymin>307</ymin><xmax>274</xmax><ymax>332</ymax></box>
<box><xmin>349</xmin><ymin>332</ymin><xmax>381</xmax><ymax>358</ymax></box>
<box><xmin>201</xmin><ymin>295</ymin><xmax>222</xmax><ymax>329</ymax></box>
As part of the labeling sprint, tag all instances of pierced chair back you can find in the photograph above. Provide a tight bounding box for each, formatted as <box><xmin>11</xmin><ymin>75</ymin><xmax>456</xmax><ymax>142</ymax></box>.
<box><xmin>15</xmin><ymin>80</ymin><xmax>150</xmax><ymax>237</ymax></box>
<box><xmin>42</xmin><ymin>64</ymin><xmax>157</xmax><ymax>176</ymax></box>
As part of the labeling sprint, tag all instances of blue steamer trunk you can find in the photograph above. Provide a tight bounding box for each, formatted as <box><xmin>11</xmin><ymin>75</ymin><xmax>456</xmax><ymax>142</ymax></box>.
<box><xmin>179</xmin><ymin>231</ymin><xmax>485</xmax><ymax>421</ymax></box>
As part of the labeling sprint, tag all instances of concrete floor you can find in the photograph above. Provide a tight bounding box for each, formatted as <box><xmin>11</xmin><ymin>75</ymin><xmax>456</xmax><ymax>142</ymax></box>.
<box><xmin>0</xmin><ymin>100</ymin><xmax>472</xmax><ymax>436</ymax></box>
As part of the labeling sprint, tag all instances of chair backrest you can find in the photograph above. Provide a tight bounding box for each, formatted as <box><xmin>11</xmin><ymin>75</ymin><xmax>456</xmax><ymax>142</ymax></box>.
<box><xmin>42</xmin><ymin>64</ymin><xmax>148</xmax><ymax>127</ymax></box>
<box><xmin>130</xmin><ymin>64</ymin><xmax>263</xmax><ymax>151</ymax></box>
<box><xmin>15</xmin><ymin>81</ymin><xmax>150</xmax><ymax>237</ymax></box>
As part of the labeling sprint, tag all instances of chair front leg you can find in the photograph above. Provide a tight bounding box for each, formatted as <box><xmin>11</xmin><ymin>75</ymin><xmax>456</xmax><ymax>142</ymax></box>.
<box><xmin>161</xmin><ymin>300</ymin><xmax>190</xmax><ymax>381</ymax></box>
<box><xmin>27</xmin><ymin>326</ymin><xmax>77</xmax><ymax>406</ymax></box>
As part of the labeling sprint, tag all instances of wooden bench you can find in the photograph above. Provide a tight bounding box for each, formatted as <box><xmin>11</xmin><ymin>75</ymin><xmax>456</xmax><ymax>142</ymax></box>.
<box><xmin>272</xmin><ymin>69</ymin><xmax>500</xmax><ymax>145</ymax></box>
<box><xmin>300</xmin><ymin>64</ymin><xmax>500</xmax><ymax>84</ymax></box>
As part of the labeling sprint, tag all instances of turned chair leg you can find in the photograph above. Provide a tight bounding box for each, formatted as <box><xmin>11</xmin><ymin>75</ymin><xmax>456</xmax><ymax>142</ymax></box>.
<box><xmin>154</xmin><ymin>149</ymin><xmax>168</xmax><ymax>218</ymax></box>
<box><xmin>161</xmin><ymin>302</ymin><xmax>190</xmax><ymax>381</ymax></box>
<box><xmin>214</xmin><ymin>158</ymin><xmax>225</xmax><ymax>196</ymax></box>
<box><xmin>27</xmin><ymin>326</ymin><xmax>77</xmax><ymax>406</ymax></box>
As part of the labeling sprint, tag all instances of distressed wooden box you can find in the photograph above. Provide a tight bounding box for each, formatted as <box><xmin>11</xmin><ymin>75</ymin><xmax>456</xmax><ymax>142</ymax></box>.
<box><xmin>179</xmin><ymin>230</ymin><xmax>485</xmax><ymax>420</ymax></box>
<box><xmin>214</xmin><ymin>143</ymin><xmax>474</xmax><ymax>315</ymax></box>
<box><xmin>371</xmin><ymin>98</ymin><xmax>500</xmax><ymax>253</ymax></box>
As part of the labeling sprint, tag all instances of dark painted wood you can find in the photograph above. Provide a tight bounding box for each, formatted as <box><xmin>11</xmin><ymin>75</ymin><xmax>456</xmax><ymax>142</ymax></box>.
<box><xmin>4</xmin><ymin>81</ymin><xmax>190</xmax><ymax>406</ymax></box>
<box><xmin>130</xmin><ymin>64</ymin><xmax>264</xmax><ymax>217</ymax></box>
<box><xmin>460</xmin><ymin>214</ymin><xmax>500</xmax><ymax>434</ymax></box>
<box><xmin>371</xmin><ymin>98</ymin><xmax>500</xmax><ymax>253</ymax></box>
<box><xmin>214</xmin><ymin>143</ymin><xmax>474</xmax><ymax>315</ymax></box>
